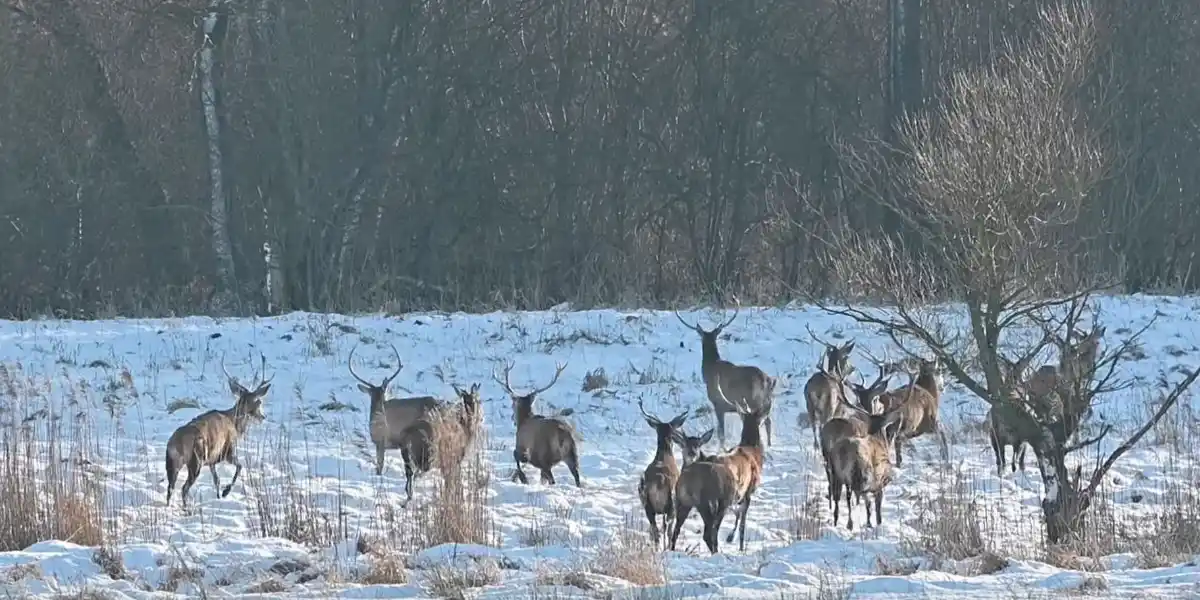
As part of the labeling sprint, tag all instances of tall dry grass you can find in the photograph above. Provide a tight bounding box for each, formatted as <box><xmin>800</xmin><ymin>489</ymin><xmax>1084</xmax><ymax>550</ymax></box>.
<box><xmin>0</xmin><ymin>363</ymin><xmax>109</xmax><ymax>551</ymax></box>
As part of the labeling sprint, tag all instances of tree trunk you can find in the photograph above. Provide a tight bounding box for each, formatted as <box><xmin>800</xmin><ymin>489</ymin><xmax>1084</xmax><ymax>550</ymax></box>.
<box><xmin>200</xmin><ymin>0</ymin><xmax>239</xmax><ymax>314</ymax></box>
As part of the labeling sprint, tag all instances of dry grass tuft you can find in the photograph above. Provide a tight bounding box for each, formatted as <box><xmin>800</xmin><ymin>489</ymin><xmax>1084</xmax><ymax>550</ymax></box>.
<box><xmin>590</xmin><ymin>521</ymin><xmax>665</xmax><ymax>586</ymax></box>
<box><xmin>247</xmin><ymin>427</ymin><xmax>349</xmax><ymax>548</ymax></box>
<box><xmin>581</xmin><ymin>368</ymin><xmax>609</xmax><ymax>392</ymax></box>
<box><xmin>92</xmin><ymin>545</ymin><xmax>125</xmax><ymax>581</ymax></box>
<box><xmin>0</xmin><ymin>365</ymin><xmax>107</xmax><ymax>552</ymax></box>
<box><xmin>905</xmin><ymin>468</ymin><xmax>991</xmax><ymax>567</ymax></box>
<box><xmin>245</xmin><ymin>578</ymin><xmax>288</xmax><ymax>594</ymax></box>
<box><xmin>423</xmin><ymin>558</ymin><xmax>502</xmax><ymax>599</ymax></box>
<box><xmin>789</xmin><ymin>482</ymin><xmax>823</xmax><ymax>541</ymax></box>
<box><xmin>360</xmin><ymin>550</ymin><xmax>409</xmax><ymax>585</ymax></box>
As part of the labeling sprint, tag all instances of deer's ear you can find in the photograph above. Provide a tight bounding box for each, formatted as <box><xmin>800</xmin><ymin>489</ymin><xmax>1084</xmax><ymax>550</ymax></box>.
<box><xmin>358</xmin><ymin>383</ymin><xmax>372</xmax><ymax>394</ymax></box>
<box><xmin>228</xmin><ymin>380</ymin><xmax>246</xmax><ymax>396</ymax></box>
<box><xmin>699</xmin><ymin>429</ymin><xmax>714</xmax><ymax>445</ymax></box>
<box><xmin>471</xmin><ymin>383</ymin><xmax>481</xmax><ymax>393</ymax></box>
<box><xmin>253</xmin><ymin>383</ymin><xmax>271</xmax><ymax>397</ymax></box>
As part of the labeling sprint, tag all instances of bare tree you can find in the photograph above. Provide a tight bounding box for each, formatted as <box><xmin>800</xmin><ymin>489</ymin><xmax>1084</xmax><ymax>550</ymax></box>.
<box><xmin>810</xmin><ymin>1</ymin><xmax>1200</xmax><ymax>545</ymax></box>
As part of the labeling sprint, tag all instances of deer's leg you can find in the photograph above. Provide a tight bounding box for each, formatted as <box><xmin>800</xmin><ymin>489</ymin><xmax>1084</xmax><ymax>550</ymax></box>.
<box><xmin>165</xmin><ymin>453</ymin><xmax>179</xmax><ymax>506</ymax></box>
<box><xmin>844</xmin><ymin>485</ymin><xmax>855</xmax><ymax>531</ymax></box>
<box><xmin>894</xmin><ymin>438</ymin><xmax>904</xmax><ymax>468</ymax></box>
<box><xmin>699</xmin><ymin>506</ymin><xmax>720</xmax><ymax>554</ymax></box>
<box><xmin>221</xmin><ymin>451</ymin><xmax>243</xmax><ymax>498</ymax></box>
<box><xmin>736</xmin><ymin>494</ymin><xmax>752</xmax><ymax>551</ymax></box>
<box><xmin>209</xmin><ymin>463</ymin><xmax>222</xmax><ymax>494</ymax></box>
<box><xmin>180</xmin><ymin>458</ymin><xmax>201</xmax><ymax>509</ymax></box>
<box><xmin>874</xmin><ymin>489</ymin><xmax>884</xmax><ymax>527</ymax></box>
<box><xmin>1016</xmin><ymin>443</ymin><xmax>1027</xmax><ymax>472</ymax></box>
<box><xmin>645</xmin><ymin>504</ymin><xmax>660</xmax><ymax>546</ymax></box>
<box><xmin>811</xmin><ymin>417</ymin><xmax>820</xmax><ymax>450</ymax></box>
<box><xmin>764</xmin><ymin>415</ymin><xmax>773</xmax><ymax>447</ymax></box>
<box><xmin>668</xmin><ymin>503</ymin><xmax>692</xmax><ymax>551</ymax></box>
<box><xmin>375</xmin><ymin>444</ymin><xmax>386</xmax><ymax>476</ymax></box>
<box><xmin>401</xmin><ymin>448</ymin><xmax>415</xmax><ymax>501</ymax></box>
<box><xmin>990</xmin><ymin>433</ymin><xmax>1004</xmax><ymax>477</ymax></box>
<box><xmin>865</xmin><ymin>491</ymin><xmax>873</xmax><ymax>527</ymax></box>
<box><xmin>511</xmin><ymin>449</ymin><xmax>529</xmax><ymax>484</ymax></box>
<box><xmin>540</xmin><ymin>468</ymin><xmax>556</xmax><ymax>485</ymax></box>
<box><xmin>565</xmin><ymin>446</ymin><xmax>583</xmax><ymax>487</ymax></box>
<box><xmin>831</xmin><ymin>477</ymin><xmax>842</xmax><ymax>527</ymax></box>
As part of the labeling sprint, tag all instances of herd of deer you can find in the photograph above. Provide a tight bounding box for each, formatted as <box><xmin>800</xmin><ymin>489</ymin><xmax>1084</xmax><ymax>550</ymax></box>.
<box><xmin>159</xmin><ymin>308</ymin><xmax>1107</xmax><ymax>555</ymax></box>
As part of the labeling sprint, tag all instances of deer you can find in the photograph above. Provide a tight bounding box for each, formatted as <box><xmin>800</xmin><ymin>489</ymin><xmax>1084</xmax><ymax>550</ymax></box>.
<box><xmin>348</xmin><ymin>344</ymin><xmax>441</xmax><ymax>477</ymax></box>
<box><xmin>803</xmin><ymin>326</ymin><xmax>858</xmax><ymax>449</ymax></box>
<box><xmin>165</xmin><ymin>355</ymin><xmax>272</xmax><ymax>508</ymax></box>
<box><xmin>395</xmin><ymin>382</ymin><xmax>483</xmax><ymax>503</ymax></box>
<box><xmin>672</xmin><ymin>427</ymin><xmax>715</xmax><ymax>468</ymax></box>
<box><xmin>495</xmin><ymin>361</ymin><xmax>582</xmax><ymax>487</ymax></box>
<box><xmin>676</xmin><ymin>302</ymin><xmax>776</xmax><ymax>447</ymax></box>
<box><xmin>875</xmin><ymin>357</ymin><xmax>943</xmax><ymax>468</ymax></box>
<box><xmin>818</xmin><ymin>369</ymin><xmax>890</xmax><ymax>507</ymax></box>
<box><xmin>636</xmin><ymin>401</ymin><xmax>690</xmax><ymax>548</ymax></box>
<box><xmin>828</xmin><ymin>402</ymin><xmax>905</xmax><ymax>530</ymax></box>
<box><xmin>668</xmin><ymin>376</ymin><xmax>768</xmax><ymax>554</ymax></box>
<box><xmin>988</xmin><ymin>325</ymin><xmax>1105</xmax><ymax>475</ymax></box>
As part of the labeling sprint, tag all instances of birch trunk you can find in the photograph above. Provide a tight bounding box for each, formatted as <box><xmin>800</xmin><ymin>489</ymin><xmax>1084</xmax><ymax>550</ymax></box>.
<box><xmin>200</xmin><ymin>0</ymin><xmax>239</xmax><ymax>314</ymax></box>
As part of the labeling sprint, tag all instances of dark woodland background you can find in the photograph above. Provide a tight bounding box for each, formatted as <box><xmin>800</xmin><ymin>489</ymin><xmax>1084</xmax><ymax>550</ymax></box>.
<box><xmin>0</xmin><ymin>0</ymin><xmax>1196</xmax><ymax>318</ymax></box>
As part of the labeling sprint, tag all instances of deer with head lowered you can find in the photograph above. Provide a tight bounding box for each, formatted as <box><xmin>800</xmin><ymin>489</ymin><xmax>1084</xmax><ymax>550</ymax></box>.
<box><xmin>348</xmin><ymin>344</ymin><xmax>440</xmax><ymax>476</ymax></box>
<box><xmin>165</xmin><ymin>355</ymin><xmax>272</xmax><ymax>508</ymax></box>
<box><xmin>668</xmin><ymin>376</ymin><xmax>768</xmax><ymax>554</ymax></box>
<box><xmin>676</xmin><ymin>303</ymin><xmax>776</xmax><ymax>447</ymax></box>
<box><xmin>804</xmin><ymin>325</ymin><xmax>858</xmax><ymax>449</ymax></box>
<box><xmin>636</xmin><ymin>401</ymin><xmax>690</xmax><ymax>548</ymax></box>
<box><xmin>495</xmin><ymin>361</ymin><xmax>582</xmax><ymax>487</ymax></box>
<box><xmin>875</xmin><ymin>357</ymin><xmax>944</xmax><ymax>468</ymax></box>
<box><xmin>827</xmin><ymin>397</ymin><xmax>905</xmax><ymax>530</ymax></box>
<box><xmin>394</xmin><ymin>382</ymin><xmax>484</xmax><ymax>503</ymax></box>
<box><xmin>818</xmin><ymin>368</ymin><xmax>890</xmax><ymax>507</ymax></box>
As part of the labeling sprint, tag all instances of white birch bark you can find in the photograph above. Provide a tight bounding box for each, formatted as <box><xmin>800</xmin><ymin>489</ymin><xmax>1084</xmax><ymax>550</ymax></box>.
<box><xmin>201</xmin><ymin>0</ymin><xmax>238</xmax><ymax>314</ymax></box>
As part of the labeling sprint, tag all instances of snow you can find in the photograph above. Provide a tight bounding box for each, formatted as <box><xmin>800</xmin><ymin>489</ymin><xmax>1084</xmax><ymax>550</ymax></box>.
<box><xmin>1</xmin><ymin>294</ymin><xmax>1199</xmax><ymax>598</ymax></box>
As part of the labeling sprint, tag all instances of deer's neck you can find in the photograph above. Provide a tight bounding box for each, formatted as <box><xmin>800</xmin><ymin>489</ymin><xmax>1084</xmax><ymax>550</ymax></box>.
<box><xmin>737</xmin><ymin>415</ymin><xmax>763</xmax><ymax>450</ymax></box>
<box><xmin>369</xmin><ymin>395</ymin><xmax>386</xmax><ymax>422</ymax></box>
<box><xmin>915</xmin><ymin>370</ymin><xmax>940</xmax><ymax>397</ymax></box>
<box><xmin>653</xmin><ymin>435</ymin><xmax>676</xmax><ymax>463</ymax></box>
<box><xmin>515</xmin><ymin>406</ymin><xmax>535</xmax><ymax>427</ymax></box>
<box><xmin>701</xmin><ymin>340</ymin><xmax>722</xmax><ymax>371</ymax></box>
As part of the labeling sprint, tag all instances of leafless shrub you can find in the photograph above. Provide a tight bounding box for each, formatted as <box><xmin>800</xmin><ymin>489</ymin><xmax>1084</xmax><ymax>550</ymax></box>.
<box><xmin>247</xmin><ymin>428</ymin><xmax>349</xmax><ymax>548</ymax></box>
<box><xmin>789</xmin><ymin>488</ymin><xmax>824</xmax><ymax>541</ymax></box>
<box><xmin>581</xmin><ymin>368</ymin><xmax>609</xmax><ymax>392</ymax></box>
<box><xmin>905</xmin><ymin>469</ymin><xmax>989</xmax><ymax>567</ymax></box>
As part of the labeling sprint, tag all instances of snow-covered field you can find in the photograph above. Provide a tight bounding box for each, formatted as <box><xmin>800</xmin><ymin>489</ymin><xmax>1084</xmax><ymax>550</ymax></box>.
<box><xmin>1</xmin><ymin>294</ymin><xmax>1200</xmax><ymax>599</ymax></box>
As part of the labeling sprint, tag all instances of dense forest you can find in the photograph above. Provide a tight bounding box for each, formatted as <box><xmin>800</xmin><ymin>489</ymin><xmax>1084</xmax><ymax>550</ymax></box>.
<box><xmin>0</xmin><ymin>0</ymin><xmax>1196</xmax><ymax>318</ymax></box>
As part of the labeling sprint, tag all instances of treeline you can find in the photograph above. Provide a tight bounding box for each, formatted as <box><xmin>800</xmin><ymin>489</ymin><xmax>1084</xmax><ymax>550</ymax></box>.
<box><xmin>0</xmin><ymin>0</ymin><xmax>1196</xmax><ymax>318</ymax></box>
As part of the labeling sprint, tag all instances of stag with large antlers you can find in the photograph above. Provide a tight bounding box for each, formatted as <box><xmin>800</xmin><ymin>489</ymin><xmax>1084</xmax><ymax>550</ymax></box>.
<box><xmin>637</xmin><ymin>401</ymin><xmax>690</xmax><ymax>548</ymax></box>
<box><xmin>803</xmin><ymin>324</ymin><xmax>859</xmax><ymax>449</ymax></box>
<box><xmin>668</xmin><ymin>376</ymin><xmax>768</xmax><ymax>554</ymax></box>
<box><xmin>676</xmin><ymin>303</ymin><xmax>776</xmax><ymax>447</ymax></box>
<box><xmin>495</xmin><ymin>361</ymin><xmax>582</xmax><ymax>486</ymax></box>
<box><xmin>827</xmin><ymin>396</ymin><xmax>905</xmax><ymax>530</ymax></box>
<box><xmin>348</xmin><ymin>344</ymin><xmax>440</xmax><ymax>476</ymax></box>
<box><xmin>165</xmin><ymin>354</ymin><xmax>273</xmax><ymax>508</ymax></box>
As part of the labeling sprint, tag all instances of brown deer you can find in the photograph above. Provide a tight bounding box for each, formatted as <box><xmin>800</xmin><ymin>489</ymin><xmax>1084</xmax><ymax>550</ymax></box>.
<box><xmin>394</xmin><ymin>382</ymin><xmax>483</xmax><ymax>503</ymax></box>
<box><xmin>495</xmin><ymin>361</ymin><xmax>582</xmax><ymax>487</ymax></box>
<box><xmin>165</xmin><ymin>355</ymin><xmax>272</xmax><ymax>508</ymax></box>
<box><xmin>803</xmin><ymin>327</ymin><xmax>858</xmax><ymax>449</ymax></box>
<box><xmin>672</xmin><ymin>427</ymin><xmax>715</xmax><ymax>467</ymax></box>
<box><xmin>828</xmin><ymin>405</ymin><xmax>905</xmax><ymax>530</ymax></box>
<box><xmin>348</xmin><ymin>344</ymin><xmax>440</xmax><ymax>476</ymax></box>
<box><xmin>668</xmin><ymin>376</ymin><xmax>768</xmax><ymax>554</ymax></box>
<box><xmin>636</xmin><ymin>401</ymin><xmax>690</xmax><ymax>548</ymax></box>
<box><xmin>818</xmin><ymin>370</ymin><xmax>890</xmax><ymax>506</ymax></box>
<box><xmin>877</xmin><ymin>358</ymin><xmax>943</xmax><ymax>468</ymax></box>
<box><xmin>676</xmin><ymin>303</ymin><xmax>776</xmax><ymax>447</ymax></box>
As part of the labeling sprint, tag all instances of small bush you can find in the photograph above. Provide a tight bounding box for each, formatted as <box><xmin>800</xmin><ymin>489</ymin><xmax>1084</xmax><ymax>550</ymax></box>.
<box><xmin>590</xmin><ymin>523</ymin><xmax>665</xmax><ymax>586</ymax></box>
<box><xmin>423</xmin><ymin>559</ymin><xmax>501</xmax><ymax>599</ymax></box>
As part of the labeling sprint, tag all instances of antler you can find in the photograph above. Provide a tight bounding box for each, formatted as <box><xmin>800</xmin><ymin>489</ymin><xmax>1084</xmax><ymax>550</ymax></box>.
<box><xmin>257</xmin><ymin>352</ymin><xmax>274</xmax><ymax>387</ymax></box>
<box><xmin>347</xmin><ymin>345</ymin><xmax>371</xmax><ymax>387</ymax></box>
<box><xmin>383</xmin><ymin>344</ymin><xmax>403</xmax><ymax>386</ymax></box>
<box><xmin>805</xmin><ymin>323</ymin><xmax>838</xmax><ymax>352</ymax></box>
<box><xmin>637</xmin><ymin>399</ymin><xmax>661</xmax><ymax>425</ymax></box>
<box><xmin>675</xmin><ymin>310</ymin><xmax>702</xmax><ymax>332</ymax></box>
<box><xmin>220</xmin><ymin>354</ymin><xmax>247</xmax><ymax>392</ymax></box>
<box><xmin>713</xmin><ymin>299</ymin><xmax>741</xmax><ymax>333</ymax></box>
<box><xmin>531</xmin><ymin>362</ymin><xmax>568</xmax><ymax>397</ymax></box>
<box><xmin>493</xmin><ymin>360</ymin><xmax>517</xmax><ymax>396</ymax></box>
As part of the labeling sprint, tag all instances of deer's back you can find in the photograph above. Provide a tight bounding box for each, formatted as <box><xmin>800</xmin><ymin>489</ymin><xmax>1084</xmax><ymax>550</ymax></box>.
<box><xmin>516</xmin><ymin>416</ymin><xmax>576</xmax><ymax>468</ymax></box>
<box><xmin>641</xmin><ymin>455</ymin><xmax>680</xmax><ymax>513</ymax></box>
<box><xmin>675</xmin><ymin>460</ymin><xmax>736</xmax><ymax>511</ymax></box>
<box><xmin>881</xmin><ymin>386</ymin><xmax>939</xmax><ymax>437</ymax></box>
<box><xmin>804</xmin><ymin>372</ymin><xmax>842</xmax><ymax>423</ymax></box>
<box><xmin>820</xmin><ymin>416</ymin><xmax>867</xmax><ymax>457</ymax></box>
<box><xmin>373</xmin><ymin>396</ymin><xmax>440</xmax><ymax>446</ymax></box>
<box><xmin>706</xmin><ymin>361</ymin><xmax>773</xmax><ymax>412</ymax></box>
<box><xmin>170</xmin><ymin>410</ymin><xmax>237</xmax><ymax>465</ymax></box>
<box><xmin>831</xmin><ymin>436</ymin><xmax>890</xmax><ymax>493</ymax></box>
